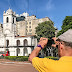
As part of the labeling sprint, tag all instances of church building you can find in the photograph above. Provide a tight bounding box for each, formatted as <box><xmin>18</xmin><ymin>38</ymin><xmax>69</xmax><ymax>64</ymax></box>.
<box><xmin>0</xmin><ymin>8</ymin><xmax>50</xmax><ymax>56</ymax></box>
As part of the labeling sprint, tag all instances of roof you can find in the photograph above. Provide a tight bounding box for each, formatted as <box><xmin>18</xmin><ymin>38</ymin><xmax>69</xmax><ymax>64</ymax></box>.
<box><xmin>27</xmin><ymin>15</ymin><xmax>36</xmax><ymax>17</ymax></box>
<box><xmin>15</xmin><ymin>35</ymin><xmax>36</xmax><ymax>37</ymax></box>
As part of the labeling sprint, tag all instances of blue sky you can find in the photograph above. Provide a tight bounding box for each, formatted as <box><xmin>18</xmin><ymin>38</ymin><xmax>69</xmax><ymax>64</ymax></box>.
<box><xmin>0</xmin><ymin>0</ymin><xmax>72</xmax><ymax>30</ymax></box>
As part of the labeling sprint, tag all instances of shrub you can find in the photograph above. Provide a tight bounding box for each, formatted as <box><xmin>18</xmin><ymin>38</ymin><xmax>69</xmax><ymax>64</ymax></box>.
<box><xmin>5</xmin><ymin>56</ymin><xmax>28</xmax><ymax>61</ymax></box>
<box><xmin>44</xmin><ymin>56</ymin><xmax>59</xmax><ymax>60</ymax></box>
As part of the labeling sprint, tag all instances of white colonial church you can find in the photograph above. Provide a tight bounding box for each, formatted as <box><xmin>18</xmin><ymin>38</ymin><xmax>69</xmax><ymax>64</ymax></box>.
<box><xmin>0</xmin><ymin>8</ymin><xmax>57</xmax><ymax>57</ymax></box>
<box><xmin>0</xmin><ymin>8</ymin><xmax>37</xmax><ymax>56</ymax></box>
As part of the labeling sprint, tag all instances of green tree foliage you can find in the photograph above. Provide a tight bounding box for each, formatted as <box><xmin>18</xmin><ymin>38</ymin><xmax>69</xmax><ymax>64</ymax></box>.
<box><xmin>35</xmin><ymin>21</ymin><xmax>55</xmax><ymax>46</ymax></box>
<box><xmin>57</xmin><ymin>16</ymin><xmax>72</xmax><ymax>37</ymax></box>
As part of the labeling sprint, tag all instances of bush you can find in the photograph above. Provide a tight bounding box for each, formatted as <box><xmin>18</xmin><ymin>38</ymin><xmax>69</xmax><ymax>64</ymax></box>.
<box><xmin>5</xmin><ymin>56</ymin><xmax>28</xmax><ymax>61</ymax></box>
<box><xmin>5</xmin><ymin>56</ymin><xmax>59</xmax><ymax>61</ymax></box>
<box><xmin>44</xmin><ymin>56</ymin><xmax>59</xmax><ymax>60</ymax></box>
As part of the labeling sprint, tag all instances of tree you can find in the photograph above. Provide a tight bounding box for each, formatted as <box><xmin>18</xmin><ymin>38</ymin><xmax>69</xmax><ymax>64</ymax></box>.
<box><xmin>35</xmin><ymin>21</ymin><xmax>55</xmax><ymax>46</ymax></box>
<box><xmin>57</xmin><ymin>16</ymin><xmax>72</xmax><ymax>37</ymax></box>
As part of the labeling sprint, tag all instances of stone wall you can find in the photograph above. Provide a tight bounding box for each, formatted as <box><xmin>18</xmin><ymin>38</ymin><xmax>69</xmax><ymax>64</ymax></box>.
<box><xmin>16</xmin><ymin>21</ymin><xmax>26</xmax><ymax>36</ymax></box>
<box><xmin>16</xmin><ymin>16</ymin><xmax>50</xmax><ymax>36</ymax></box>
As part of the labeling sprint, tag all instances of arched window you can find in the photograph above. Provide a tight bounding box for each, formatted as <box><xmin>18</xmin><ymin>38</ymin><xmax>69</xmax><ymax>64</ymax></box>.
<box><xmin>17</xmin><ymin>40</ymin><xmax>20</xmax><ymax>46</ymax></box>
<box><xmin>6</xmin><ymin>40</ymin><xmax>9</xmax><ymax>47</ymax></box>
<box><xmin>23</xmin><ymin>47</ymin><xmax>28</xmax><ymax>56</ymax></box>
<box><xmin>13</xmin><ymin>18</ymin><xmax>14</xmax><ymax>23</ymax></box>
<box><xmin>6</xmin><ymin>17</ymin><xmax>9</xmax><ymax>23</ymax></box>
<box><xmin>16</xmin><ymin>48</ymin><xmax>20</xmax><ymax>56</ymax></box>
<box><xmin>24</xmin><ymin>39</ymin><xmax>28</xmax><ymax>46</ymax></box>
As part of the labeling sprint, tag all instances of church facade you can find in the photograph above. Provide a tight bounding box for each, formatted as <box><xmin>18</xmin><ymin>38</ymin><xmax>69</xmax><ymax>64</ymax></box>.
<box><xmin>0</xmin><ymin>8</ymin><xmax>38</xmax><ymax>56</ymax></box>
<box><xmin>0</xmin><ymin>8</ymin><xmax>51</xmax><ymax>56</ymax></box>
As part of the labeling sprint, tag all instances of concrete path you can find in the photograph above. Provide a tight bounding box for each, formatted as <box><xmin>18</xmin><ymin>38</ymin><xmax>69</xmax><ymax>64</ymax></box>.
<box><xmin>0</xmin><ymin>59</ymin><xmax>38</xmax><ymax>72</ymax></box>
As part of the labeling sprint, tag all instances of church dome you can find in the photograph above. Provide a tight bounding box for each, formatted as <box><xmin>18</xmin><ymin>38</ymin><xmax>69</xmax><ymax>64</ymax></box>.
<box><xmin>6</xmin><ymin>8</ymin><xmax>13</xmax><ymax>14</ymax></box>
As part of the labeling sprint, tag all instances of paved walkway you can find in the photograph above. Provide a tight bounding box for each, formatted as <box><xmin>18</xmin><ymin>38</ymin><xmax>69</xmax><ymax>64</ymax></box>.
<box><xmin>0</xmin><ymin>59</ymin><xmax>38</xmax><ymax>72</ymax></box>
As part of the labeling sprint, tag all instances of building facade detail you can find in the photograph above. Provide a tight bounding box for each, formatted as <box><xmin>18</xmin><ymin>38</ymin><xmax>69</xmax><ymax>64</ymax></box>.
<box><xmin>0</xmin><ymin>8</ymin><xmax>57</xmax><ymax>57</ymax></box>
<box><xmin>0</xmin><ymin>8</ymin><xmax>38</xmax><ymax>56</ymax></box>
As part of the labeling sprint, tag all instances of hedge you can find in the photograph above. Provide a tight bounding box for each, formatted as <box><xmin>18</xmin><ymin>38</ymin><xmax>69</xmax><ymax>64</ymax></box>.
<box><xmin>5</xmin><ymin>56</ymin><xmax>59</xmax><ymax>61</ymax></box>
<box><xmin>44</xmin><ymin>56</ymin><xmax>59</xmax><ymax>60</ymax></box>
<box><xmin>5</xmin><ymin>56</ymin><xmax>28</xmax><ymax>61</ymax></box>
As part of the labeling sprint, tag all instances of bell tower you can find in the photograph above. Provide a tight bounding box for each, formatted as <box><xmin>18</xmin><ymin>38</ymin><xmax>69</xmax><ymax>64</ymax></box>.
<box><xmin>3</xmin><ymin>8</ymin><xmax>17</xmax><ymax>36</ymax></box>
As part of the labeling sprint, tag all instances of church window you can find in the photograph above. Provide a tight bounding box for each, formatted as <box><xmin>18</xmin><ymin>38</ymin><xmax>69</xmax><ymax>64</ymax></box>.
<box><xmin>29</xmin><ymin>26</ymin><xmax>31</xmax><ymax>28</ymax></box>
<box><xmin>13</xmin><ymin>18</ymin><xmax>14</xmax><ymax>23</ymax></box>
<box><xmin>29</xmin><ymin>22</ymin><xmax>31</xmax><ymax>24</ymax></box>
<box><xmin>24</xmin><ymin>39</ymin><xmax>28</xmax><ymax>46</ymax></box>
<box><xmin>6</xmin><ymin>17</ymin><xmax>9</xmax><ymax>23</ymax></box>
<box><xmin>17</xmin><ymin>40</ymin><xmax>20</xmax><ymax>46</ymax></box>
<box><xmin>16</xmin><ymin>48</ymin><xmax>20</xmax><ymax>56</ymax></box>
<box><xmin>6</xmin><ymin>40</ymin><xmax>9</xmax><ymax>47</ymax></box>
<box><xmin>23</xmin><ymin>47</ymin><xmax>28</xmax><ymax>56</ymax></box>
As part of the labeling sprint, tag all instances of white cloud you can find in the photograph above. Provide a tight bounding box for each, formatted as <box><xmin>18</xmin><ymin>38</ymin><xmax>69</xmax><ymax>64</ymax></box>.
<box><xmin>46</xmin><ymin>0</ymin><xmax>55</xmax><ymax>10</ymax></box>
